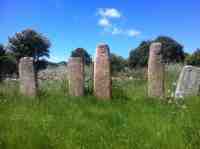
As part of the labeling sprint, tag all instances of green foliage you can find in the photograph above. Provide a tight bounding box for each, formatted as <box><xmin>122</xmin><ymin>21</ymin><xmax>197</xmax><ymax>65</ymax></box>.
<box><xmin>0</xmin><ymin>72</ymin><xmax>200</xmax><ymax>148</ymax></box>
<box><xmin>35</xmin><ymin>59</ymin><xmax>48</xmax><ymax>71</ymax></box>
<box><xmin>155</xmin><ymin>36</ymin><xmax>185</xmax><ymax>63</ymax></box>
<box><xmin>0</xmin><ymin>45</ymin><xmax>17</xmax><ymax>79</ymax></box>
<box><xmin>129</xmin><ymin>36</ymin><xmax>185</xmax><ymax>68</ymax></box>
<box><xmin>8</xmin><ymin>29</ymin><xmax>51</xmax><ymax>62</ymax></box>
<box><xmin>0</xmin><ymin>54</ymin><xmax>17</xmax><ymax>76</ymax></box>
<box><xmin>110</xmin><ymin>53</ymin><xmax>128</xmax><ymax>74</ymax></box>
<box><xmin>185</xmin><ymin>49</ymin><xmax>200</xmax><ymax>66</ymax></box>
<box><xmin>71</xmin><ymin>48</ymin><xmax>92</xmax><ymax>65</ymax></box>
<box><xmin>0</xmin><ymin>44</ymin><xmax>5</xmax><ymax>56</ymax></box>
<box><xmin>129</xmin><ymin>41</ymin><xmax>150</xmax><ymax>68</ymax></box>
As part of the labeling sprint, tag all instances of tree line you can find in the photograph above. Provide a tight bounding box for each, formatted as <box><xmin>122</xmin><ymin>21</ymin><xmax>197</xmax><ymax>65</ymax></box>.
<box><xmin>111</xmin><ymin>36</ymin><xmax>200</xmax><ymax>74</ymax></box>
<box><xmin>0</xmin><ymin>28</ymin><xmax>200</xmax><ymax>78</ymax></box>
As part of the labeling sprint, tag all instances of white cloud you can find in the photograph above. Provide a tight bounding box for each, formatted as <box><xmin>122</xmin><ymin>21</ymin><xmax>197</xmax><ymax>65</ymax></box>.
<box><xmin>98</xmin><ymin>8</ymin><xmax>121</xmax><ymax>18</ymax></box>
<box><xmin>127</xmin><ymin>29</ymin><xmax>141</xmax><ymax>37</ymax></box>
<box><xmin>110</xmin><ymin>27</ymin><xmax>141</xmax><ymax>38</ymax></box>
<box><xmin>98</xmin><ymin>18</ymin><xmax>111</xmax><ymax>27</ymax></box>
<box><xmin>97</xmin><ymin>8</ymin><xmax>121</xmax><ymax>29</ymax></box>
<box><xmin>111</xmin><ymin>27</ymin><xmax>122</xmax><ymax>35</ymax></box>
<box><xmin>97</xmin><ymin>8</ymin><xmax>141</xmax><ymax>38</ymax></box>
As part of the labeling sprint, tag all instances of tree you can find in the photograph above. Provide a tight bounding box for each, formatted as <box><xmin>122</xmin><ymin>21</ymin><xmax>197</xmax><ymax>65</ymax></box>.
<box><xmin>0</xmin><ymin>44</ymin><xmax>6</xmax><ymax>80</ymax></box>
<box><xmin>129</xmin><ymin>41</ymin><xmax>151</xmax><ymax>68</ymax></box>
<box><xmin>110</xmin><ymin>53</ymin><xmax>127</xmax><ymax>74</ymax></box>
<box><xmin>185</xmin><ymin>49</ymin><xmax>200</xmax><ymax>66</ymax></box>
<box><xmin>155</xmin><ymin>36</ymin><xmax>185</xmax><ymax>63</ymax></box>
<box><xmin>0</xmin><ymin>44</ymin><xmax>17</xmax><ymax>80</ymax></box>
<box><xmin>129</xmin><ymin>36</ymin><xmax>185</xmax><ymax>68</ymax></box>
<box><xmin>71</xmin><ymin>48</ymin><xmax>92</xmax><ymax>65</ymax></box>
<box><xmin>0</xmin><ymin>44</ymin><xmax>5</xmax><ymax>56</ymax></box>
<box><xmin>8</xmin><ymin>29</ymin><xmax>51</xmax><ymax>62</ymax></box>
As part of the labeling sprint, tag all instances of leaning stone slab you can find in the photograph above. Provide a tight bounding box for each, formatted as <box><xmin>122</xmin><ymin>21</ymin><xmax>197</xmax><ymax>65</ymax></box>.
<box><xmin>94</xmin><ymin>44</ymin><xmax>111</xmax><ymax>99</ymax></box>
<box><xmin>19</xmin><ymin>57</ymin><xmax>37</xmax><ymax>97</ymax></box>
<box><xmin>68</xmin><ymin>57</ymin><xmax>84</xmax><ymax>96</ymax></box>
<box><xmin>148</xmin><ymin>42</ymin><xmax>165</xmax><ymax>98</ymax></box>
<box><xmin>175</xmin><ymin>65</ymin><xmax>200</xmax><ymax>98</ymax></box>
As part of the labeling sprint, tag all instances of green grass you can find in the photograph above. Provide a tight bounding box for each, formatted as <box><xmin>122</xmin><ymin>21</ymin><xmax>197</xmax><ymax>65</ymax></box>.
<box><xmin>0</xmin><ymin>68</ymin><xmax>200</xmax><ymax>149</ymax></box>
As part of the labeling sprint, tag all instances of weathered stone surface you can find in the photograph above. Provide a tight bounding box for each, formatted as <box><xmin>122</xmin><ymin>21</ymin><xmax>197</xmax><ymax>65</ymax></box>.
<box><xmin>148</xmin><ymin>42</ymin><xmax>165</xmax><ymax>98</ymax></box>
<box><xmin>68</xmin><ymin>57</ymin><xmax>84</xmax><ymax>96</ymax></box>
<box><xmin>175</xmin><ymin>65</ymin><xmax>200</xmax><ymax>98</ymax></box>
<box><xmin>94</xmin><ymin>44</ymin><xmax>111</xmax><ymax>99</ymax></box>
<box><xmin>19</xmin><ymin>57</ymin><xmax>37</xmax><ymax>97</ymax></box>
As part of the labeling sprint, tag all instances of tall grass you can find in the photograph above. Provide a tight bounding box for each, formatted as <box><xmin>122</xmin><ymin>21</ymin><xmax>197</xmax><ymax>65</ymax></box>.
<box><xmin>0</xmin><ymin>64</ymin><xmax>199</xmax><ymax>149</ymax></box>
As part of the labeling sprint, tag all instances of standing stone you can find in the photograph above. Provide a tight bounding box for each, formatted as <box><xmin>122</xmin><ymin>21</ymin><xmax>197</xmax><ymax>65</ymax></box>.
<box><xmin>94</xmin><ymin>44</ymin><xmax>111</xmax><ymax>99</ymax></box>
<box><xmin>19</xmin><ymin>57</ymin><xmax>37</xmax><ymax>97</ymax></box>
<box><xmin>68</xmin><ymin>57</ymin><xmax>84</xmax><ymax>96</ymax></box>
<box><xmin>148</xmin><ymin>42</ymin><xmax>165</xmax><ymax>98</ymax></box>
<box><xmin>175</xmin><ymin>66</ymin><xmax>200</xmax><ymax>98</ymax></box>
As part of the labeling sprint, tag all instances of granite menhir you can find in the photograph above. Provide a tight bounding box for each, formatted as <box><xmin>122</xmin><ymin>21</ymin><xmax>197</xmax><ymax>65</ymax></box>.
<box><xmin>148</xmin><ymin>42</ymin><xmax>165</xmax><ymax>98</ymax></box>
<box><xmin>68</xmin><ymin>57</ymin><xmax>84</xmax><ymax>96</ymax></box>
<box><xmin>19</xmin><ymin>57</ymin><xmax>37</xmax><ymax>97</ymax></box>
<box><xmin>94</xmin><ymin>44</ymin><xmax>111</xmax><ymax>99</ymax></box>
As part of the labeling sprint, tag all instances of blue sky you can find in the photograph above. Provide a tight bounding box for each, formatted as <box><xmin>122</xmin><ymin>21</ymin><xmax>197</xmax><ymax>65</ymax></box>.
<box><xmin>1</xmin><ymin>0</ymin><xmax>199</xmax><ymax>62</ymax></box>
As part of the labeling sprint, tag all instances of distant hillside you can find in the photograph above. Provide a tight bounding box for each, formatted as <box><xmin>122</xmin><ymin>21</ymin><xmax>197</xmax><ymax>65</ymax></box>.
<box><xmin>45</xmin><ymin>61</ymin><xmax>67</xmax><ymax>68</ymax></box>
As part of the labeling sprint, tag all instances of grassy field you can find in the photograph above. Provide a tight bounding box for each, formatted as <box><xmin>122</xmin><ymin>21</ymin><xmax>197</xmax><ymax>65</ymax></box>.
<box><xmin>0</xmin><ymin>65</ymin><xmax>200</xmax><ymax>149</ymax></box>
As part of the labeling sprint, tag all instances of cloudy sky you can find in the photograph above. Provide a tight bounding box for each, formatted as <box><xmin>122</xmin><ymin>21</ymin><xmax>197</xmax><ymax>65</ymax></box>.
<box><xmin>0</xmin><ymin>0</ymin><xmax>199</xmax><ymax>62</ymax></box>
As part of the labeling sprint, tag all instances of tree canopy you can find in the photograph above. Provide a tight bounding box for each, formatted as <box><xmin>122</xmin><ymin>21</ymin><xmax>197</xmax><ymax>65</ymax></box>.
<box><xmin>0</xmin><ymin>44</ymin><xmax>5</xmax><ymax>56</ymax></box>
<box><xmin>155</xmin><ymin>36</ymin><xmax>184</xmax><ymax>63</ymax></box>
<box><xmin>8</xmin><ymin>29</ymin><xmax>51</xmax><ymax>62</ymax></box>
<box><xmin>110</xmin><ymin>53</ymin><xmax>127</xmax><ymax>74</ymax></box>
<box><xmin>185</xmin><ymin>48</ymin><xmax>200</xmax><ymax>66</ymax></box>
<box><xmin>71</xmin><ymin>48</ymin><xmax>92</xmax><ymax>65</ymax></box>
<box><xmin>129</xmin><ymin>36</ymin><xmax>185</xmax><ymax>68</ymax></box>
<box><xmin>0</xmin><ymin>44</ymin><xmax>17</xmax><ymax>79</ymax></box>
<box><xmin>129</xmin><ymin>41</ymin><xmax>150</xmax><ymax>68</ymax></box>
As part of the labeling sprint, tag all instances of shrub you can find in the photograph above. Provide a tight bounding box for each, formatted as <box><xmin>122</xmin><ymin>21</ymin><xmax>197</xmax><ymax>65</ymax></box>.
<box><xmin>185</xmin><ymin>49</ymin><xmax>200</xmax><ymax>66</ymax></box>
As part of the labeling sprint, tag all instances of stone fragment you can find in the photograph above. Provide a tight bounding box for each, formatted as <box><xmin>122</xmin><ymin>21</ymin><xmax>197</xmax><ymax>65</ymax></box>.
<box><xmin>68</xmin><ymin>57</ymin><xmax>84</xmax><ymax>96</ymax></box>
<box><xmin>94</xmin><ymin>44</ymin><xmax>111</xmax><ymax>99</ymax></box>
<box><xmin>19</xmin><ymin>57</ymin><xmax>37</xmax><ymax>96</ymax></box>
<box><xmin>148</xmin><ymin>42</ymin><xmax>165</xmax><ymax>98</ymax></box>
<box><xmin>175</xmin><ymin>65</ymin><xmax>200</xmax><ymax>98</ymax></box>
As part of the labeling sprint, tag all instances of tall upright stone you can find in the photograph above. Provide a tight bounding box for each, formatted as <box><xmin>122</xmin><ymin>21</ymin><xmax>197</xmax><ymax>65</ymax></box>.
<box><xmin>94</xmin><ymin>44</ymin><xmax>111</xmax><ymax>99</ymax></box>
<box><xmin>19</xmin><ymin>57</ymin><xmax>37</xmax><ymax>97</ymax></box>
<box><xmin>68</xmin><ymin>57</ymin><xmax>84</xmax><ymax>96</ymax></box>
<box><xmin>175</xmin><ymin>66</ymin><xmax>200</xmax><ymax>98</ymax></box>
<box><xmin>148</xmin><ymin>42</ymin><xmax>165</xmax><ymax>98</ymax></box>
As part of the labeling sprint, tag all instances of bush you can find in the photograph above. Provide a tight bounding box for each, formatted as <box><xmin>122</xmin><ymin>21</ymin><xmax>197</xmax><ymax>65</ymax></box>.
<box><xmin>185</xmin><ymin>49</ymin><xmax>200</xmax><ymax>66</ymax></box>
